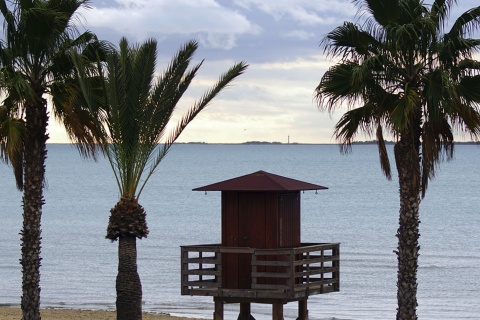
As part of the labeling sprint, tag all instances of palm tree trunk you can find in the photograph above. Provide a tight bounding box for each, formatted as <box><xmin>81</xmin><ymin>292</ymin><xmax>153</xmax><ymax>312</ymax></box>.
<box><xmin>394</xmin><ymin>140</ymin><xmax>420</xmax><ymax>320</ymax></box>
<box><xmin>21</xmin><ymin>100</ymin><xmax>48</xmax><ymax>320</ymax></box>
<box><xmin>116</xmin><ymin>235</ymin><xmax>142</xmax><ymax>320</ymax></box>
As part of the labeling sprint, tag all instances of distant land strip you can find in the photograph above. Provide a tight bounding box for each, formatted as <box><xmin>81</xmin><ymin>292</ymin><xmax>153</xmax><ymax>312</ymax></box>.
<box><xmin>47</xmin><ymin>141</ymin><xmax>480</xmax><ymax>145</ymax></box>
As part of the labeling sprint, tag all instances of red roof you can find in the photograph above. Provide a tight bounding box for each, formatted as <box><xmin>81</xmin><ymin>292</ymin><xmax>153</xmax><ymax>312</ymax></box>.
<box><xmin>193</xmin><ymin>170</ymin><xmax>328</xmax><ymax>191</ymax></box>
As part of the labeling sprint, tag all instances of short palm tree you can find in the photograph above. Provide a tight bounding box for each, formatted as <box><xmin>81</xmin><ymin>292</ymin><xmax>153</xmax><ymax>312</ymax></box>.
<box><xmin>0</xmin><ymin>1</ymin><xmax>109</xmax><ymax>319</ymax></box>
<box><xmin>315</xmin><ymin>0</ymin><xmax>480</xmax><ymax>319</ymax></box>
<box><xmin>92</xmin><ymin>37</ymin><xmax>247</xmax><ymax>320</ymax></box>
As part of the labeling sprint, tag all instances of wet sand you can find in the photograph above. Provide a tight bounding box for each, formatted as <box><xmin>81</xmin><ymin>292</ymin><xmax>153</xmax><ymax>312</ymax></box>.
<box><xmin>0</xmin><ymin>307</ymin><xmax>202</xmax><ymax>320</ymax></box>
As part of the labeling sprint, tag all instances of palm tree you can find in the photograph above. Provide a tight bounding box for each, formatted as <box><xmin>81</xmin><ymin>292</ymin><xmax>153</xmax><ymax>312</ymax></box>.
<box><xmin>0</xmin><ymin>1</ymin><xmax>109</xmax><ymax>319</ymax></box>
<box><xmin>90</xmin><ymin>37</ymin><xmax>247</xmax><ymax>320</ymax></box>
<box><xmin>315</xmin><ymin>0</ymin><xmax>480</xmax><ymax>319</ymax></box>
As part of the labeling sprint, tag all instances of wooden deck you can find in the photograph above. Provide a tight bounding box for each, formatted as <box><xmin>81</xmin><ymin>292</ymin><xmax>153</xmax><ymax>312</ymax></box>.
<box><xmin>181</xmin><ymin>243</ymin><xmax>340</xmax><ymax>303</ymax></box>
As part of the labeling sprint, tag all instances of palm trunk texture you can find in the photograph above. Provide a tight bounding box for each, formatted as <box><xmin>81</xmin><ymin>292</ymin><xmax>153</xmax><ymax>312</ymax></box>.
<box><xmin>107</xmin><ymin>198</ymin><xmax>148</xmax><ymax>320</ymax></box>
<box><xmin>116</xmin><ymin>236</ymin><xmax>142</xmax><ymax>320</ymax></box>
<box><xmin>21</xmin><ymin>99</ymin><xmax>48</xmax><ymax>320</ymax></box>
<box><xmin>394</xmin><ymin>140</ymin><xmax>420</xmax><ymax>320</ymax></box>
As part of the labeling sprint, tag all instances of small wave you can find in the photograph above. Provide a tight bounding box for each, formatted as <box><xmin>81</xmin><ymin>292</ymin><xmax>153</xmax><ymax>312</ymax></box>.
<box><xmin>420</xmin><ymin>264</ymin><xmax>442</xmax><ymax>269</ymax></box>
<box><xmin>0</xmin><ymin>304</ymin><xmax>20</xmax><ymax>308</ymax></box>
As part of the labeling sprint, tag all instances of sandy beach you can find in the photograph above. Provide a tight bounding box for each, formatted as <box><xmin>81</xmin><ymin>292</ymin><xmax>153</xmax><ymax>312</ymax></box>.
<box><xmin>0</xmin><ymin>307</ymin><xmax>202</xmax><ymax>320</ymax></box>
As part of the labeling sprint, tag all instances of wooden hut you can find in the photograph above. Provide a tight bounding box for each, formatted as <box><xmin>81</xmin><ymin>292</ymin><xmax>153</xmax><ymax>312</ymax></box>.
<box><xmin>181</xmin><ymin>170</ymin><xmax>340</xmax><ymax>320</ymax></box>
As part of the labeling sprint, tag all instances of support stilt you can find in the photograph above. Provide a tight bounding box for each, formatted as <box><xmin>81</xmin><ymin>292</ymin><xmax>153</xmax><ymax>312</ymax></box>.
<box><xmin>272</xmin><ymin>303</ymin><xmax>284</xmax><ymax>320</ymax></box>
<box><xmin>214</xmin><ymin>298</ymin><xmax>224</xmax><ymax>320</ymax></box>
<box><xmin>238</xmin><ymin>302</ymin><xmax>255</xmax><ymax>320</ymax></box>
<box><xmin>297</xmin><ymin>299</ymin><xmax>308</xmax><ymax>320</ymax></box>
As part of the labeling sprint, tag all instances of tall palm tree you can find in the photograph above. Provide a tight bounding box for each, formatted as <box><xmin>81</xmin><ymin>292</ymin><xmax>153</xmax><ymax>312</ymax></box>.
<box><xmin>315</xmin><ymin>0</ymin><xmax>480</xmax><ymax>319</ymax></box>
<box><xmin>0</xmin><ymin>1</ymin><xmax>109</xmax><ymax>319</ymax></box>
<box><xmin>91</xmin><ymin>37</ymin><xmax>247</xmax><ymax>320</ymax></box>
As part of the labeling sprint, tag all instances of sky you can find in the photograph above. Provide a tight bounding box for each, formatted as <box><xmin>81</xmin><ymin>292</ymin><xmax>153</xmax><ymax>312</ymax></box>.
<box><xmin>46</xmin><ymin>0</ymin><xmax>480</xmax><ymax>144</ymax></box>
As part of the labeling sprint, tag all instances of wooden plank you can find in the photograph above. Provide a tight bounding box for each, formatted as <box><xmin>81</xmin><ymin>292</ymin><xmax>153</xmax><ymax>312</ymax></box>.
<box><xmin>222</xmin><ymin>191</ymin><xmax>239</xmax><ymax>290</ymax></box>
<box><xmin>185</xmin><ymin>288</ymin><xmax>219</xmax><ymax>297</ymax></box>
<box><xmin>181</xmin><ymin>245</ymin><xmax>221</xmax><ymax>252</ymax></box>
<box><xmin>294</xmin><ymin>255</ymin><xmax>339</xmax><ymax>266</ymax></box>
<box><xmin>183</xmin><ymin>257</ymin><xmax>220</xmax><ymax>264</ymax></box>
<box><xmin>252</xmin><ymin>260</ymin><xmax>291</xmax><ymax>267</ymax></box>
<box><xmin>238</xmin><ymin>192</ymin><xmax>267</xmax><ymax>289</ymax></box>
<box><xmin>252</xmin><ymin>283</ymin><xmax>290</xmax><ymax>290</ymax></box>
<box><xmin>251</xmin><ymin>272</ymin><xmax>291</xmax><ymax>278</ymax></box>
<box><xmin>278</xmin><ymin>192</ymin><xmax>300</xmax><ymax>248</ymax></box>
<box><xmin>293</xmin><ymin>243</ymin><xmax>340</xmax><ymax>254</ymax></box>
<box><xmin>288</xmin><ymin>251</ymin><xmax>295</xmax><ymax>291</ymax></box>
<box><xmin>294</xmin><ymin>267</ymin><xmax>339</xmax><ymax>277</ymax></box>
<box><xmin>294</xmin><ymin>285</ymin><xmax>337</xmax><ymax>296</ymax></box>
<box><xmin>294</xmin><ymin>279</ymin><xmax>338</xmax><ymax>290</ymax></box>
<box><xmin>181</xmin><ymin>249</ymin><xmax>190</xmax><ymax>295</ymax></box>
<box><xmin>218</xmin><ymin>289</ymin><xmax>288</xmax><ymax>300</ymax></box>
<box><xmin>254</xmin><ymin>249</ymin><xmax>293</xmax><ymax>255</ymax></box>
<box><xmin>265</xmin><ymin>192</ymin><xmax>279</xmax><ymax>249</ymax></box>
<box><xmin>186</xmin><ymin>280</ymin><xmax>220</xmax><ymax>288</ymax></box>
<box><xmin>219</xmin><ymin>247</ymin><xmax>255</xmax><ymax>254</ymax></box>
<box><xmin>182</xmin><ymin>268</ymin><xmax>221</xmax><ymax>276</ymax></box>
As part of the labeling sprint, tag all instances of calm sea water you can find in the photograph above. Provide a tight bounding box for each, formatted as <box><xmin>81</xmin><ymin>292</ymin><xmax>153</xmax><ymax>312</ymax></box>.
<box><xmin>1</xmin><ymin>144</ymin><xmax>479</xmax><ymax>320</ymax></box>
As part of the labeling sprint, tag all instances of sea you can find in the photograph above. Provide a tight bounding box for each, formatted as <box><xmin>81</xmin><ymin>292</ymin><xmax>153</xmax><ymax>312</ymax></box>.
<box><xmin>1</xmin><ymin>143</ymin><xmax>479</xmax><ymax>320</ymax></box>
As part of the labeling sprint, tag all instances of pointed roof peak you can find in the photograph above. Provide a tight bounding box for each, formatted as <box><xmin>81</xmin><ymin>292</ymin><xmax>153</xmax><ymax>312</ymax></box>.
<box><xmin>193</xmin><ymin>170</ymin><xmax>328</xmax><ymax>191</ymax></box>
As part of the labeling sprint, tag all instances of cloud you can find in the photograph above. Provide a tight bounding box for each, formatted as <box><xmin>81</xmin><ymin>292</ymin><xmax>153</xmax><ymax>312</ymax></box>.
<box><xmin>232</xmin><ymin>0</ymin><xmax>354</xmax><ymax>25</ymax></box>
<box><xmin>164</xmin><ymin>54</ymin><xmax>339</xmax><ymax>144</ymax></box>
<box><xmin>48</xmin><ymin>1</ymin><xmax>359</xmax><ymax>144</ymax></box>
<box><xmin>81</xmin><ymin>0</ymin><xmax>260</xmax><ymax>49</ymax></box>
<box><xmin>282</xmin><ymin>30</ymin><xmax>316</xmax><ymax>41</ymax></box>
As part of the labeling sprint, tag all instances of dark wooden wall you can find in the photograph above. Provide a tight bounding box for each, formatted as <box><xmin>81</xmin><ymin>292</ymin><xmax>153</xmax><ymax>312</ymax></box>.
<box><xmin>221</xmin><ymin>191</ymin><xmax>301</xmax><ymax>289</ymax></box>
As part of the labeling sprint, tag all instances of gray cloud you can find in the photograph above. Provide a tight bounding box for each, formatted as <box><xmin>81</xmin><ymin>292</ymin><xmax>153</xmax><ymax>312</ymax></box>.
<box><xmin>81</xmin><ymin>0</ymin><xmax>261</xmax><ymax>49</ymax></box>
<box><xmin>49</xmin><ymin>0</ymin><xmax>479</xmax><ymax>144</ymax></box>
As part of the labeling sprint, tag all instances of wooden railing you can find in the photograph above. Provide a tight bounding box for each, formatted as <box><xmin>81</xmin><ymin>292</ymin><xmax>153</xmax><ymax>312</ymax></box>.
<box><xmin>181</xmin><ymin>243</ymin><xmax>339</xmax><ymax>300</ymax></box>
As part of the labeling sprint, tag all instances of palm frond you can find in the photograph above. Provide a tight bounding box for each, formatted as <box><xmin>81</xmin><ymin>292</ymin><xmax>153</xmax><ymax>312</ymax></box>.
<box><xmin>137</xmin><ymin>60</ymin><xmax>248</xmax><ymax>197</ymax></box>
<box><xmin>376</xmin><ymin>123</ymin><xmax>392</xmax><ymax>180</ymax></box>
<box><xmin>50</xmin><ymin>76</ymin><xmax>104</xmax><ymax>158</ymax></box>
<box><xmin>420</xmin><ymin>117</ymin><xmax>453</xmax><ymax>197</ymax></box>
<box><xmin>333</xmin><ymin>103</ymin><xmax>378</xmax><ymax>151</ymax></box>
<box><xmin>94</xmin><ymin>37</ymin><xmax>247</xmax><ymax>199</ymax></box>
<box><xmin>363</xmin><ymin>0</ymin><xmax>401</xmax><ymax>27</ymax></box>
<box><xmin>134</xmin><ymin>41</ymin><xmax>202</xmax><ymax>159</ymax></box>
<box><xmin>0</xmin><ymin>105</ymin><xmax>26</xmax><ymax>190</ymax></box>
<box><xmin>448</xmin><ymin>6</ymin><xmax>480</xmax><ymax>37</ymax></box>
<box><xmin>315</xmin><ymin>62</ymin><xmax>366</xmax><ymax>112</ymax></box>
<box><xmin>390</xmin><ymin>88</ymin><xmax>419</xmax><ymax>133</ymax></box>
<box><xmin>51</xmin><ymin>34</ymin><xmax>110</xmax><ymax>159</ymax></box>
<box><xmin>457</xmin><ymin>75</ymin><xmax>480</xmax><ymax>104</ymax></box>
<box><xmin>458</xmin><ymin>58</ymin><xmax>480</xmax><ymax>72</ymax></box>
<box><xmin>430</xmin><ymin>0</ymin><xmax>457</xmax><ymax>31</ymax></box>
<box><xmin>322</xmin><ymin>21</ymin><xmax>381</xmax><ymax>58</ymax></box>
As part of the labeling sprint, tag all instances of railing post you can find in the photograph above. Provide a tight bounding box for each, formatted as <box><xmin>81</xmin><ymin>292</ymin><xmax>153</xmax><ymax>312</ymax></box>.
<box><xmin>305</xmin><ymin>250</ymin><xmax>310</xmax><ymax>285</ymax></box>
<box><xmin>216</xmin><ymin>248</ymin><xmax>222</xmax><ymax>289</ymax></box>
<box><xmin>289</xmin><ymin>249</ymin><xmax>295</xmax><ymax>296</ymax></box>
<box><xmin>199</xmin><ymin>251</ymin><xmax>203</xmax><ymax>283</ymax></box>
<box><xmin>320</xmin><ymin>247</ymin><xmax>325</xmax><ymax>293</ymax></box>
<box><xmin>333</xmin><ymin>245</ymin><xmax>340</xmax><ymax>291</ymax></box>
<box><xmin>181</xmin><ymin>247</ymin><xmax>188</xmax><ymax>295</ymax></box>
<box><xmin>251</xmin><ymin>250</ymin><xmax>257</xmax><ymax>288</ymax></box>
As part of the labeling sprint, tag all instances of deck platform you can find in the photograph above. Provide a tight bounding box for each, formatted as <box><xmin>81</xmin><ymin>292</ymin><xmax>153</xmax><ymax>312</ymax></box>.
<box><xmin>181</xmin><ymin>243</ymin><xmax>340</xmax><ymax>319</ymax></box>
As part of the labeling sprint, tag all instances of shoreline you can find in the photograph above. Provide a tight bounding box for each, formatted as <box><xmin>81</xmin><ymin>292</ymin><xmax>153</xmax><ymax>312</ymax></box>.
<box><xmin>0</xmin><ymin>307</ymin><xmax>202</xmax><ymax>320</ymax></box>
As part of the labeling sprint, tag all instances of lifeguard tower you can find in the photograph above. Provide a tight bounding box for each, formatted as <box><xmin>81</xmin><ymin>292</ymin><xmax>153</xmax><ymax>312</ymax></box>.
<box><xmin>181</xmin><ymin>170</ymin><xmax>340</xmax><ymax>320</ymax></box>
